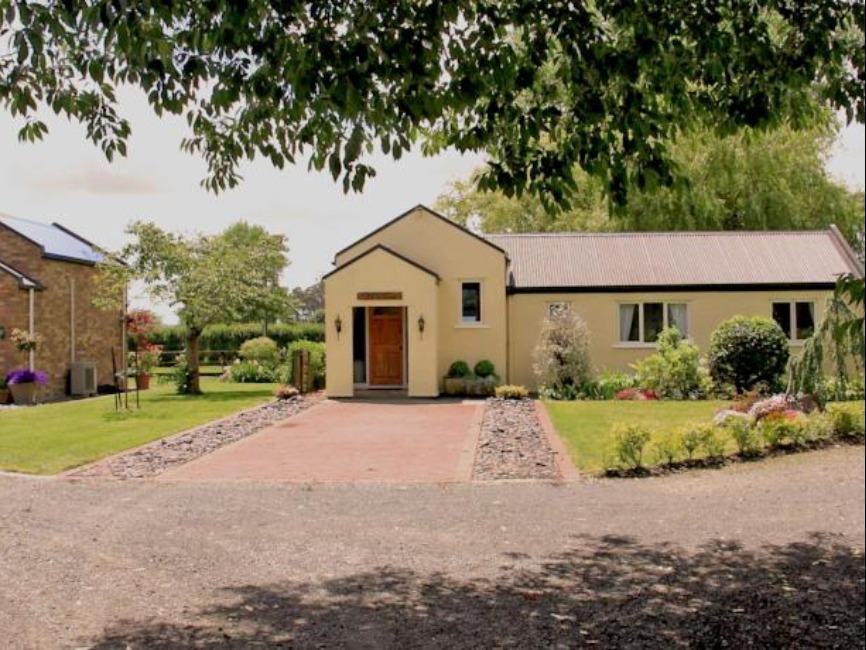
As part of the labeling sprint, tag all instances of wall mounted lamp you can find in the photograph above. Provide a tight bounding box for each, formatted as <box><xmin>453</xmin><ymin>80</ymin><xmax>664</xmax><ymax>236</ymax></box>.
<box><xmin>334</xmin><ymin>315</ymin><xmax>342</xmax><ymax>338</ymax></box>
<box><xmin>417</xmin><ymin>315</ymin><xmax>425</xmax><ymax>335</ymax></box>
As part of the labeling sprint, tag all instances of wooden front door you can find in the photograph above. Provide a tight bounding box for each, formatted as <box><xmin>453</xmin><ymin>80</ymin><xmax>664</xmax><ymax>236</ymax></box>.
<box><xmin>368</xmin><ymin>307</ymin><xmax>404</xmax><ymax>386</ymax></box>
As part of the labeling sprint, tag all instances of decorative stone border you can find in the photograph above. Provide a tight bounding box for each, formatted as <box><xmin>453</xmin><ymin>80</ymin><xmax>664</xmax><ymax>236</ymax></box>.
<box><xmin>67</xmin><ymin>393</ymin><xmax>323</xmax><ymax>480</ymax></box>
<box><xmin>472</xmin><ymin>398</ymin><xmax>573</xmax><ymax>480</ymax></box>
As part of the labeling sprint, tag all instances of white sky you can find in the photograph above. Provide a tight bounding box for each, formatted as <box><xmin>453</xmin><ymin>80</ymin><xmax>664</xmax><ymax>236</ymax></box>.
<box><xmin>1</xmin><ymin>88</ymin><xmax>863</xmax><ymax>324</ymax></box>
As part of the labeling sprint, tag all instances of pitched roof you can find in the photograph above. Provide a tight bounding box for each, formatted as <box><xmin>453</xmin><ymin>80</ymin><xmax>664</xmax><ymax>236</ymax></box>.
<box><xmin>0</xmin><ymin>213</ymin><xmax>105</xmax><ymax>265</ymax></box>
<box><xmin>323</xmin><ymin>244</ymin><xmax>440</xmax><ymax>281</ymax></box>
<box><xmin>485</xmin><ymin>228</ymin><xmax>863</xmax><ymax>291</ymax></box>
<box><xmin>333</xmin><ymin>204</ymin><xmax>507</xmax><ymax>263</ymax></box>
<box><xmin>0</xmin><ymin>258</ymin><xmax>42</xmax><ymax>289</ymax></box>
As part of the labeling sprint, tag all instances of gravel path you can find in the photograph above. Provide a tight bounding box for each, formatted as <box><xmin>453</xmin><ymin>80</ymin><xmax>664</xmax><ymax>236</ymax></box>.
<box><xmin>70</xmin><ymin>393</ymin><xmax>322</xmax><ymax>479</ymax></box>
<box><xmin>1</xmin><ymin>446</ymin><xmax>862</xmax><ymax>648</ymax></box>
<box><xmin>472</xmin><ymin>398</ymin><xmax>560</xmax><ymax>480</ymax></box>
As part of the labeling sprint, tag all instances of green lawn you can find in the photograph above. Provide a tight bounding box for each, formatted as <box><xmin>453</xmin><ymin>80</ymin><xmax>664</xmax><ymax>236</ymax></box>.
<box><xmin>0</xmin><ymin>378</ymin><xmax>277</xmax><ymax>475</ymax></box>
<box><xmin>544</xmin><ymin>400</ymin><xmax>730</xmax><ymax>472</ymax></box>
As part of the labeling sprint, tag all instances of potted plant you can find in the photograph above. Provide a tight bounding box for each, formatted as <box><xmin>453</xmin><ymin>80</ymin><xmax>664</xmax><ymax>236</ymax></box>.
<box><xmin>5</xmin><ymin>368</ymin><xmax>48</xmax><ymax>405</ymax></box>
<box><xmin>0</xmin><ymin>376</ymin><xmax>9</xmax><ymax>405</ymax></box>
<box><xmin>129</xmin><ymin>343</ymin><xmax>162</xmax><ymax>390</ymax></box>
<box><xmin>10</xmin><ymin>328</ymin><xmax>42</xmax><ymax>352</ymax></box>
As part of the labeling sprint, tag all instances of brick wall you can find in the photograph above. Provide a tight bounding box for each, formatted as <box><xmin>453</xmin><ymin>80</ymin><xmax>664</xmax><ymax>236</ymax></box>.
<box><xmin>0</xmin><ymin>273</ymin><xmax>28</xmax><ymax>378</ymax></box>
<box><xmin>0</xmin><ymin>226</ymin><xmax>124</xmax><ymax>400</ymax></box>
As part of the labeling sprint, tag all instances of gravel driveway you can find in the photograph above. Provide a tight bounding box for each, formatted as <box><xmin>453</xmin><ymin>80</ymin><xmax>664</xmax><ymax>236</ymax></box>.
<box><xmin>1</xmin><ymin>446</ymin><xmax>863</xmax><ymax>648</ymax></box>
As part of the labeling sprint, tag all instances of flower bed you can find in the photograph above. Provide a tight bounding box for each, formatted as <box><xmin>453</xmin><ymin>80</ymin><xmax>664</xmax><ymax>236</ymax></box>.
<box><xmin>602</xmin><ymin>399</ymin><xmax>864</xmax><ymax>478</ymax></box>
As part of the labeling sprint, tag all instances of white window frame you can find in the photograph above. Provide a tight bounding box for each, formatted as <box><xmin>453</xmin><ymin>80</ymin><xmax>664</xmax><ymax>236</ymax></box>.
<box><xmin>616</xmin><ymin>301</ymin><xmax>690</xmax><ymax>347</ymax></box>
<box><xmin>771</xmin><ymin>300</ymin><xmax>816</xmax><ymax>344</ymax></box>
<box><xmin>457</xmin><ymin>279</ymin><xmax>485</xmax><ymax>327</ymax></box>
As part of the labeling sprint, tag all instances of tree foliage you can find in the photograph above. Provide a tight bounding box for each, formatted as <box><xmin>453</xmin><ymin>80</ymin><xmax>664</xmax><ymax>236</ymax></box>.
<box><xmin>1</xmin><ymin>1</ymin><xmax>863</xmax><ymax>205</ymax></box>
<box><xmin>436</xmin><ymin>116</ymin><xmax>865</xmax><ymax>253</ymax></box>
<box><xmin>788</xmin><ymin>273</ymin><xmax>866</xmax><ymax>400</ymax></box>
<box><xmin>99</xmin><ymin>221</ymin><xmax>290</xmax><ymax>393</ymax></box>
<box><xmin>290</xmin><ymin>280</ymin><xmax>324</xmax><ymax>323</ymax></box>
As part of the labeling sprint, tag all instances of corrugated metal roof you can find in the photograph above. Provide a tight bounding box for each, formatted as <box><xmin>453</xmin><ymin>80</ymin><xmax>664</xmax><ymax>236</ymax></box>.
<box><xmin>0</xmin><ymin>214</ymin><xmax>104</xmax><ymax>264</ymax></box>
<box><xmin>0</xmin><ymin>258</ymin><xmax>42</xmax><ymax>289</ymax></box>
<box><xmin>485</xmin><ymin>229</ymin><xmax>862</xmax><ymax>289</ymax></box>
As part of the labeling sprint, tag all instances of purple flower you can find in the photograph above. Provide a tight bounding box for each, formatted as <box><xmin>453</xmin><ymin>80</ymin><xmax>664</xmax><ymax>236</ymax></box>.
<box><xmin>5</xmin><ymin>368</ymin><xmax>48</xmax><ymax>385</ymax></box>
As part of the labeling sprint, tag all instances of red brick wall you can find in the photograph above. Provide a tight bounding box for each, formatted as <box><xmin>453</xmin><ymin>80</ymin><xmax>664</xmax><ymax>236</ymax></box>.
<box><xmin>0</xmin><ymin>273</ymin><xmax>28</xmax><ymax>378</ymax></box>
<box><xmin>0</xmin><ymin>225</ymin><xmax>124</xmax><ymax>399</ymax></box>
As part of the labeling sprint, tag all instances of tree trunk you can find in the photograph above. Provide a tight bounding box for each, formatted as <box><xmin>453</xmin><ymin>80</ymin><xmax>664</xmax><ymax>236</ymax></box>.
<box><xmin>187</xmin><ymin>327</ymin><xmax>202</xmax><ymax>394</ymax></box>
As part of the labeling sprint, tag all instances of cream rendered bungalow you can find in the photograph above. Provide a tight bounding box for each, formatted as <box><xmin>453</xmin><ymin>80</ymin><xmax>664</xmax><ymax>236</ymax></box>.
<box><xmin>323</xmin><ymin>205</ymin><xmax>862</xmax><ymax>397</ymax></box>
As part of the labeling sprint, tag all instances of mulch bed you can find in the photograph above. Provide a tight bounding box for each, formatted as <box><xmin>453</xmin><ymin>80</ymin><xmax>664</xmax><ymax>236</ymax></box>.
<box><xmin>70</xmin><ymin>392</ymin><xmax>322</xmax><ymax>480</ymax></box>
<box><xmin>472</xmin><ymin>398</ymin><xmax>560</xmax><ymax>480</ymax></box>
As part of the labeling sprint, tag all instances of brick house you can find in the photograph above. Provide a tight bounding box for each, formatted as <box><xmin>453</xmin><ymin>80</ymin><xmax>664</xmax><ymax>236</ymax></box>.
<box><xmin>0</xmin><ymin>213</ymin><xmax>126</xmax><ymax>400</ymax></box>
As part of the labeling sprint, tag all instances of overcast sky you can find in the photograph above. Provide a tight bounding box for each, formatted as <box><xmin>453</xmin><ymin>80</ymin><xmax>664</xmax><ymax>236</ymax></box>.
<box><xmin>1</xmin><ymin>87</ymin><xmax>863</xmax><ymax>323</ymax></box>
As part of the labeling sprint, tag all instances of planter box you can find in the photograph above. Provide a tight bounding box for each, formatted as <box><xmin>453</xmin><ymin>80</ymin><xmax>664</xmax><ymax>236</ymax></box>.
<box><xmin>0</xmin><ymin>388</ymin><xmax>9</xmax><ymax>405</ymax></box>
<box><xmin>442</xmin><ymin>376</ymin><xmax>499</xmax><ymax>397</ymax></box>
<box><xmin>9</xmin><ymin>382</ymin><xmax>37</xmax><ymax>405</ymax></box>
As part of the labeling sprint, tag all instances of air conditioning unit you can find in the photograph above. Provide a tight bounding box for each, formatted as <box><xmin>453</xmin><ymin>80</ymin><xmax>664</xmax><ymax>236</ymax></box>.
<box><xmin>70</xmin><ymin>361</ymin><xmax>98</xmax><ymax>396</ymax></box>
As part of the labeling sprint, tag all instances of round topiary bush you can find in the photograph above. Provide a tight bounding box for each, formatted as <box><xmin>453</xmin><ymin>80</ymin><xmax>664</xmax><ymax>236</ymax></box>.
<box><xmin>238</xmin><ymin>336</ymin><xmax>279</xmax><ymax>364</ymax></box>
<box><xmin>447</xmin><ymin>360</ymin><xmax>471</xmax><ymax>378</ymax></box>
<box><xmin>708</xmin><ymin>316</ymin><xmax>789</xmax><ymax>393</ymax></box>
<box><xmin>473</xmin><ymin>359</ymin><xmax>496</xmax><ymax>378</ymax></box>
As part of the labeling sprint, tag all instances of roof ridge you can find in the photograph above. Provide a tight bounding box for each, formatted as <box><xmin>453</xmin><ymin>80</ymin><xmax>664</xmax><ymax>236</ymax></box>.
<box><xmin>485</xmin><ymin>229</ymin><xmax>832</xmax><ymax>238</ymax></box>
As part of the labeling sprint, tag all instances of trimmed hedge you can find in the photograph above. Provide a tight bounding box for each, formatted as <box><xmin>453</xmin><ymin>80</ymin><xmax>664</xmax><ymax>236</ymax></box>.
<box><xmin>146</xmin><ymin>322</ymin><xmax>324</xmax><ymax>353</ymax></box>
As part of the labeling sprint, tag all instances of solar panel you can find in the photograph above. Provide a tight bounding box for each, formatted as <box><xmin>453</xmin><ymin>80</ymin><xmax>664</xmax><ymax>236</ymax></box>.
<box><xmin>0</xmin><ymin>214</ymin><xmax>104</xmax><ymax>264</ymax></box>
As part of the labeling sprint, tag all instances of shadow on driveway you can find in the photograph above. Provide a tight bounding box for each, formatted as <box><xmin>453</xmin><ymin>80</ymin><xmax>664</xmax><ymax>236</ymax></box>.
<box><xmin>86</xmin><ymin>533</ymin><xmax>863</xmax><ymax>648</ymax></box>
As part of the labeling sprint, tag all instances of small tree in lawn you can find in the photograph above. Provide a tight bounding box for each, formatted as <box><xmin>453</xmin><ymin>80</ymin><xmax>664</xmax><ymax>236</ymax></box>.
<box><xmin>533</xmin><ymin>308</ymin><xmax>592</xmax><ymax>394</ymax></box>
<box><xmin>99</xmin><ymin>221</ymin><xmax>291</xmax><ymax>394</ymax></box>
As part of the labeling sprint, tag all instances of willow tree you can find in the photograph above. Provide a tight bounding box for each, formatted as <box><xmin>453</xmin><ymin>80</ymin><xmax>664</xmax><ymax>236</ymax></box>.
<box><xmin>788</xmin><ymin>274</ymin><xmax>865</xmax><ymax>401</ymax></box>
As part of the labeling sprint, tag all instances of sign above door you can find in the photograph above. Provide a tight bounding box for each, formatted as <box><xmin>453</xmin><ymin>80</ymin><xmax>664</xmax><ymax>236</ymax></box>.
<box><xmin>357</xmin><ymin>292</ymin><xmax>402</xmax><ymax>300</ymax></box>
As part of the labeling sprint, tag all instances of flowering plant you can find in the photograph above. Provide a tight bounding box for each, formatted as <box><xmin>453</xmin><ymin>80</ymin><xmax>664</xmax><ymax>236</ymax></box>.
<box><xmin>10</xmin><ymin>328</ymin><xmax>42</xmax><ymax>352</ymax></box>
<box><xmin>5</xmin><ymin>368</ymin><xmax>48</xmax><ymax>385</ymax></box>
<box><xmin>615</xmin><ymin>387</ymin><xmax>660</xmax><ymax>401</ymax></box>
<box><xmin>129</xmin><ymin>343</ymin><xmax>163</xmax><ymax>374</ymax></box>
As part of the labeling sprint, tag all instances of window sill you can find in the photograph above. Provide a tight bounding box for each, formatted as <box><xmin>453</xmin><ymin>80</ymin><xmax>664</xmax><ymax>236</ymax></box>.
<box><xmin>455</xmin><ymin>322</ymin><xmax>490</xmax><ymax>329</ymax></box>
<box><xmin>613</xmin><ymin>342</ymin><xmax>657</xmax><ymax>349</ymax></box>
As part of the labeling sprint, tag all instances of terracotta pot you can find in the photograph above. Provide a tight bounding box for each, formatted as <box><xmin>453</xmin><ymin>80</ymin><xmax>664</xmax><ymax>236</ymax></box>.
<box><xmin>136</xmin><ymin>373</ymin><xmax>151</xmax><ymax>390</ymax></box>
<box><xmin>9</xmin><ymin>382</ymin><xmax>37</xmax><ymax>405</ymax></box>
<box><xmin>0</xmin><ymin>388</ymin><xmax>9</xmax><ymax>405</ymax></box>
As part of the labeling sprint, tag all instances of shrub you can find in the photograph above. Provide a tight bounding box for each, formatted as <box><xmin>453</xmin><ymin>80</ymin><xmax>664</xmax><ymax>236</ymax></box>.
<box><xmin>632</xmin><ymin>327</ymin><xmax>711</xmax><ymax>398</ymax></box>
<box><xmin>725</xmin><ymin>418</ymin><xmax>762</xmax><ymax>456</ymax></box>
<box><xmin>533</xmin><ymin>308</ymin><xmax>592</xmax><ymax>394</ymax></box>
<box><xmin>227</xmin><ymin>360</ymin><xmax>277</xmax><ymax>383</ymax></box>
<box><xmin>713</xmin><ymin>409</ymin><xmax>751</xmax><ymax>427</ymax></box>
<box><xmin>615</xmin><ymin>388</ymin><xmax>660</xmax><ymax>401</ymax></box>
<box><xmin>147</xmin><ymin>322</ymin><xmax>325</xmax><ymax>353</ymax></box>
<box><xmin>699</xmin><ymin>426</ymin><xmax>726</xmax><ymax>458</ymax></box>
<box><xmin>610</xmin><ymin>424</ymin><xmax>653</xmax><ymax>469</ymax></box>
<box><xmin>495</xmin><ymin>384</ymin><xmax>529</xmax><ymax>399</ymax></box>
<box><xmin>273</xmin><ymin>384</ymin><xmax>299</xmax><ymax>400</ymax></box>
<box><xmin>708</xmin><ymin>316</ymin><xmax>789</xmax><ymax>392</ymax></box>
<box><xmin>653</xmin><ymin>431</ymin><xmax>681</xmax><ymax>466</ymax></box>
<box><xmin>680</xmin><ymin>423</ymin><xmax>711</xmax><ymax>460</ymax></box>
<box><xmin>540</xmin><ymin>384</ymin><xmax>581</xmax><ymax>400</ymax></box>
<box><xmin>239</xmin><ymin>336</ymin><xmax>279</xmax><ymax>364</ymax></box>
<box><xmin>579</xmin><ymin>371</ymin><xmax>636</xmax><ymax>400</ymax></box>
<box><xmin>283</xmin><ymin>340</ymin><xmax>326</xmax><ymax>388</ymax></box>
<box><xmin>447</xmin><ymin>361</ymin><xmax>472</xmax><ymax>378</ymax></box>
<box><xmin>168</xmin><ymin>354</ymin><xmax>195</xmax><ymax>394</ymax></box>
<box><xmin>801</xmin><ymin>413</ymin><xmax>835</xmax><ymax>443</ymax></box>
<box><xmin>474</xmin><ymin>359</ymin><xmax>496</xmax><ymax>378</ymax></box>
<box><xmin>759</xmin><ymin>417</ymin><xmax>804</xmax><ymax>448</ymax></box>
<box><xmin>828</xmin><ymin>404</ymin><xmax>866</xmax><ymax>440</ymax></box>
